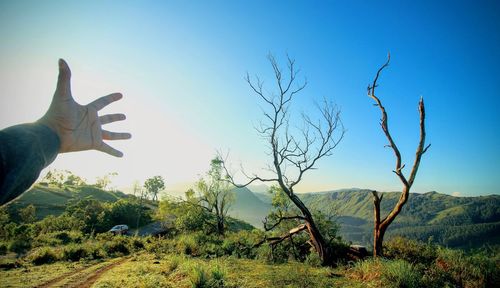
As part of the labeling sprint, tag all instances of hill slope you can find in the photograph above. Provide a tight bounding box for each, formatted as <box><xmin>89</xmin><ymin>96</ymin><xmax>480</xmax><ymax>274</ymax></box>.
<box><xmin>300</xmin><ymin>189</ymin><xmax>500</xmax><ymax>248</ymax></box>
<box><xmin>228</xmin><ymin>187</ymin><xmax>272</xmax><ymax>229</ymax></box>
<box><xmin>5</xmin><ymin>184</ymin><xmax>131</xmax><ymax>219</ymax></box>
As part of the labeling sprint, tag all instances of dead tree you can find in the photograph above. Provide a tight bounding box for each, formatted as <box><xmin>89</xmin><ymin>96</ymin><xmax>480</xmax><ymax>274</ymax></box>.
<box><xmin>222</xmin><ymin>54</ymin><xmax>344</xmax><ymax>265</ymax></box>
<box><xmin>367</xmin><ymin>54</ymin><xmax>430</xmax><ymax>257</ymax></box>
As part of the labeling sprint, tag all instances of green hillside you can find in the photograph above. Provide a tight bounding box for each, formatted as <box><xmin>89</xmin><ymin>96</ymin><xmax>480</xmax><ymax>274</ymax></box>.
<box><xmin>299</xmin><ymin>189</ymin><xmax>500</xmax><ymax>248</ymax></box>
<box><xmin>5</xmin><ymin>184</ymin><xmax>131</xmax><ymax>220</ymax></box>
<box><xmin>228</xmin><ymin>187</ymin><xmax>271</xmax><ymax>229</ymax></box>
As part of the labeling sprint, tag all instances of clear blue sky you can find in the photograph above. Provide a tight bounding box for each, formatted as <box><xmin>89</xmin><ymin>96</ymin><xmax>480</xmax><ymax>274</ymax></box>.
<box><xmin>0</xmin><ymin>0</ymin><xmax>499</xmax><ymax>196</ymax></box>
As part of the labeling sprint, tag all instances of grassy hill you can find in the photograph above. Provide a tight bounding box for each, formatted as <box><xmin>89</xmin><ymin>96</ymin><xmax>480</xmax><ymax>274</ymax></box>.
<box><xmin>299</xmin><ymin>189</ymin><xmax>500</xmax><ymax>248</ymax></box>
<box><xmin>5</xmin><ymin>184</ymin><xmax>132</xmax><ymax>220</ymax></box>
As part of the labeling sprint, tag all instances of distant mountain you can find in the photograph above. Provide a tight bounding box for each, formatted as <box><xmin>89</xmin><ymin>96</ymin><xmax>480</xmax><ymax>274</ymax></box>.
<box><xmin>228</xmin><ymin>187</ymin><xmax>272</xmax><ymax>228</ymax></box>
<box><xmin>300</xmin><ymin>189</ymin><xmax>500</xmax><ymax>248</ymax></box>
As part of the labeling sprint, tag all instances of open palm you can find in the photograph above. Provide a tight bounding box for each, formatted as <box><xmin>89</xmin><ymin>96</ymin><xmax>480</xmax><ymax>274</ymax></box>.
<box><xmin>39</xmin><ymin>59</ymin><xmax>131</xmax><ymax>157</ymax></box>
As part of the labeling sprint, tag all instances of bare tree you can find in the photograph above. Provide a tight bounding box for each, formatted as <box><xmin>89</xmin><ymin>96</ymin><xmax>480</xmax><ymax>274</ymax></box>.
<box><xmin>221</xmin><ymin>54</ymin><xmax>344</xmax><ymax>265</ymax></box>
<box><xmin>367</xmin><ymin>54</ymin><xmax>431</xmax><ymax>257</ymax></box>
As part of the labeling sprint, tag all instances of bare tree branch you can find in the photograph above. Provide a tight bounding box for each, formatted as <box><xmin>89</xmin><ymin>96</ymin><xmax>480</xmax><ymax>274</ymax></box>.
<box><xmin>220</xmin><ymin>54</ymin><xmax>345</xmax><ymax>265</ymax></box>
<box><xmin>368</xmin><ymin>53</ymin><xmax>430</xmax><ymax>256</ymax></box>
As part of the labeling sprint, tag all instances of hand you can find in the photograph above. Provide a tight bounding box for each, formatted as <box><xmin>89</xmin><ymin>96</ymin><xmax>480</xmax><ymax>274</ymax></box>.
<box><xmin>38</xmin><ymin>59</ymin><xmax>131</xmax><ymax>157</ymax></box>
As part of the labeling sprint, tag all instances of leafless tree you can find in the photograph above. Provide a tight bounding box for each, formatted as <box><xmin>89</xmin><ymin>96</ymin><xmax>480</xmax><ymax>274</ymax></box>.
<box><xmin>221</xmin><ymin>54</ymin><xmax>344</xmax><ymax>265</ymax></box>
<box><xmin>367</xmin><ymin>53</ymin><xmax>431</xmax><ymax>257</ymax></box>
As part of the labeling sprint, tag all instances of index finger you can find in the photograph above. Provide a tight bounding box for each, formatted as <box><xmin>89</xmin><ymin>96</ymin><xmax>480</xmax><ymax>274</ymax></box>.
<box><xmin>89</xmin><ymin>93</ymin><xmax>123</xmax><ymax>111</ymax></box>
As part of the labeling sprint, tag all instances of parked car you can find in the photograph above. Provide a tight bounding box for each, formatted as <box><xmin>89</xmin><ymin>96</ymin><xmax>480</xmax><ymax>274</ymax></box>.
<box><xmin>109</xmin><ymin>224</ymin><xmax>129</xmax><ymax>235</ymax></box>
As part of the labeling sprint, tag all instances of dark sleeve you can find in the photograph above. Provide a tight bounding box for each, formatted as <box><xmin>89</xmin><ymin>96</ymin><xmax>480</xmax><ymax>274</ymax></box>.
<box><xmin>0</xmin><ymin>123</ymin><xmax>60</xmax><ymax>205</ymax></box>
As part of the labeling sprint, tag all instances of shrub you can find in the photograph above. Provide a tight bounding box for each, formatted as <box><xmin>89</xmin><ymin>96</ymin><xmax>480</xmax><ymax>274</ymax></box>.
<box><xmin>34</xmin><ymin>231</ymin><xmax>84</xmax><ymax>247</ymax></box>
<box><xmin>0</xmin><ymin>242</ymin><xmax>7</xmax><ymax>255</ymax></box>
<box><xmin>62</xmin><ymin>244</ymin><xmax>88</xmax><ymax>261</ymax></box>
<box><xmin>382</xmin><ymin>259</ymin><xmax>422</xmax><ymax>288</ymax></box>
<box><xmin>190</xmin><ymin>264</ymin><xmax>209</xmax><ymax>288</ymax></box>
<box><xmin>208</xmin><ymin>264</ymin><xmax>226</xmax><ymax>287</ymax></box>
<box><xmin>104</xmin><ymin>237</ymin><xmax>130</xmax><ymax>256</ymax></box>
<box><xmin>176</xmin><ymin>234</ymin><xmax>200</xmax><ymax>256</ymax></box>
<box><xmin>385</xmin><ymin>236</ymin><xmax>437</xmax><ymax>265</ymax></box>
<box><xmin>349</xmin><ymin>258</ymin><xmax>422</xmax><ymax>288</ymax></box>
<box><xmin>305</xmin><ymin>252</ymin><xmax>322</xmax><ymax>267</ymax></box>
<box><xmin>28</xmin><ymin>247</ymin><xmax>60</xmax><ymax>265</ymax></box>
<box><xmin>433</xmin><ymin>247</ymin><xmax>497</xmax><ymax>288</ymax></box>
<box><xmin>166</xmin><ymin>255</ymin><xmax>181</xmax><ymax>272</ymax></box>
<box><xmin>8</xmin><ymin>239</ymin><xmax>31</xmax><ymax>254</ymax></box>
<box><xmin>83</xmin><ymin>242</ymin><xmax>107</xmax><ymax>259</ymax></box>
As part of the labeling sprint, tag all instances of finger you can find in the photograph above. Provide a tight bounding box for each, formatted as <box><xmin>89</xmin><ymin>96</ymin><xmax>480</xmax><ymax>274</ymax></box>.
<box><xmin>97</xmin><ymin>142</ymin><xmax>123</xmax><ymax>157</ymax></box>
<box><xmin>54</xmin><ymin>59</ymin><xmax>72</xmax><ymax>99</ymax></box>
<box><xmin>99</xmin><ymin>113</ymin><xmax>126</xmax><ymax>125</ymax></box>
<box><xmin>89</xmin><ymin>93</ymin><xmax>123</xmax><ymax>111</ymax></box>
<box><xmin>102</xmin><ymin>130</ymin><xmax>132</xmax><ymax>140</ymax></box>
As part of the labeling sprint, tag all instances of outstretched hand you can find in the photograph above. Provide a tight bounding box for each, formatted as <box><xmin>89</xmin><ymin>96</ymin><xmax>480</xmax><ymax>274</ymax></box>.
<box><xmin>38</xmin><ymin>59</ymin><xmax>131</xmax><ymax>157</ymax></box>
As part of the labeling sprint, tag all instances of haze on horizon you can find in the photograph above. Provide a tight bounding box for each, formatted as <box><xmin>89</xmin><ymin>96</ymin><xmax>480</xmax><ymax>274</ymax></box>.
<box><xmin>0</xmin><ymin>1</ymin><xmax>499</xmax><ymax>197</ymax></box>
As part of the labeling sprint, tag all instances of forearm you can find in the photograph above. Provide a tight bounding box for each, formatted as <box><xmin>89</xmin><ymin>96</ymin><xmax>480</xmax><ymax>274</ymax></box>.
<box><xmin>0</xmin><ymin>123</ymin><xmax>60</xmax><ymax>205</ymax></box>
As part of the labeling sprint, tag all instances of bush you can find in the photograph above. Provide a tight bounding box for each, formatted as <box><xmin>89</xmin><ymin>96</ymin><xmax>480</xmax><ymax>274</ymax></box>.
<box><xmin>28</xmin><ymin>247</ymin><xmax>60</xmax><ymax>265</ymax></box>
<box><xmin>34</xmin><ymin>231</ymin><xmax>84</xmax><ymax>247</ymax></box>
<box><xmin>176</xmin><ymin>234</ymin><xmax>200</xmax><ymax>256</ymax></box>
<box><xmin>189</xmin><ymin>263</ymin><xmax>226</xmax><ymax>288</ymax></box>
<box><xmin>8</xmin><ymin>239</ymin><xmax>31</xmax><ymax>254</ymax></box>
<box><xmin>190</xmin><ymin>264</ymin><xmax>209</xmax><ymax>288</ymax></box>
<box><xmin>432</xmin><ymin>247</ymin><xmax>498</xmax><ymax>288</ymax></box>
<box><xmin>0</xmin><ymin>242</ymin><xmax>7</xmax><ymax>255</ymax></box>
<box><xmin>349</xmin><ymin>258</ymin><xmax>422</xmax><ymax>288</ymax></box>
<box><xmin>382</xmin><ymin>259</ymin><xmax>422</xmax><ymax>288</ymax></box>
<box><xmin>104</xmin><ymin>237</ymin><xmax>130</xmax><ymax>256</ymax></box>
<box><xmin>385</xmin><ymin>236</ymin><xmax>436</xmax><ymax>265</ymax></box>
<box><xmin>62</xmin><ymin>244</ymin><xmax>88</xmax><ymax>261</ymax></box>
<box><xmin>83</xmin><ymin>242</ymin><xmax>107</xmax><ymax>260</ymax></box>
<box><xmin>305</xmin><ymin>252</ymin><xmax>322</xmax><ymax>267</ymax></box>
<box><xmin>208</xmin><ymin>264</ymin><xmax>226</xmax><ymax>287</ymax></box>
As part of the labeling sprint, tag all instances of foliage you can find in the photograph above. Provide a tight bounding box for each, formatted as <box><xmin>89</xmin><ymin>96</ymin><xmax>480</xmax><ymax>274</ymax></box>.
<box><xmin>42</xmin><ymin>169</ymin><xmax>86</xmax><ymax>187</ymax></box>
<box><xmin>27</xmin><ymin>246</ymin><xmax>60</xmax><ymax>265</ymax></box>
<box><xmin>144</xmin><ymin>175</ymin><xmax>165</xmax><ymax>201</ymax></box>
<box><xmin>65</xmin><ymin>198</ymin><xmax>110</xmax><ymax>233</ymax></box>
<box><xmin>348</xmin><ymin>258</ymin><xmax>422</xmax><ymax>288</ymax></box>
<box><xmin>107</xmin><ymin>198</ymin><xmax>152</xmax><ymax>228</ymax></box>
<box><xmin>195</xmin><ymin>157</ymin><xmax>235</xmax><ymax>235</ymax></box>
<box><xmin>19</xmin><ymin>204</ymin><xmax>37</xmax><ymax>223</ymax></box>
<box><xmin>34</xmin><ymin>214</ymin><xmax>84</xmax><ymax>234</ymax></box>
<box><xmin>94</xmin><ymin>172</ymin><xmax>118</xmax><ymax>190</ymax></box>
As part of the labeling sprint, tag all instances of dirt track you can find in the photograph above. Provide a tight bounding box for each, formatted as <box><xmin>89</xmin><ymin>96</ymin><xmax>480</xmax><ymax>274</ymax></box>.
<box><xmin>36</xmin><ymin>257</ymin><xmax>129</xmax><ymax>288</ymax></box>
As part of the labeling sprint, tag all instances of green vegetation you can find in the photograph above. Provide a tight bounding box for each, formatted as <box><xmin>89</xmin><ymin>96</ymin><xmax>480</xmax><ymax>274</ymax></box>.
<box><xmin>301</xmin><ymin>189</ymin><xmax>500</xmax><ymax>249</ymax></box>
<box><xmin>1</xmin><ymin>172</ymin><xmax>498</xmax><ymax>287</ymax></box>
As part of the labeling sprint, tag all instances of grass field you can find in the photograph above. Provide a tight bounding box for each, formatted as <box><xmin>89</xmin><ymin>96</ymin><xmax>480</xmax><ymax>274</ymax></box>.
<box><xmin>1</xmin><ymin>252</ymin><xmax>357</xmax><ymax>288</ymax></box>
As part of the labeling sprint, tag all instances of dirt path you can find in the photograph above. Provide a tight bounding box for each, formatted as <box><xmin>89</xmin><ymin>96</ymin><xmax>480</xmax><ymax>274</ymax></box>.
<box><xmin>36</xmin><ymin>257</ymin><xmax>129</xmax><ymax>288</ymax></box>
<box><xmin>75</xmin><ymin>257</ymin><xmax>129</xmax><ymax>288</ymax></box>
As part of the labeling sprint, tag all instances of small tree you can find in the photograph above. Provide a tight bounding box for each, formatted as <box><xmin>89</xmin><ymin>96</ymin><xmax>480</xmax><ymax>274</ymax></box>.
<box><xmin>42</xmin><ymin>169</ymin><xmax>86</xmax><ymax>187</ymax></box>
<box><xmin>19</xmin><ymin>204</ymin><xmax>36</xmax><ymax>223</ymax></box>
<box><xmin>367</xmin><ymin>54</ymin><xmax>430</xmax><ymax>257</ymax></box>
<box><xmin>95</xmin><ymin>172</ymin><xmax>118</xmax><ymax>190</ymax></box>
<box><xmin>144</xmin><ymin>176</ymin><xmax>165</xmax><ymax>202</ymax></box>
<box><xmin>195</xmin><ymin>157</ymin><xmax>235</xmax><ymax>235</ymax></box>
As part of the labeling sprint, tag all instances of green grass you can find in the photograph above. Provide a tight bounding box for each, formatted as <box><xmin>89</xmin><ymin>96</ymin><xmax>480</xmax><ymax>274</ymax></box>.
<box><xmin>0</xmin><ymin>260</ymin><xmax>96</xmax><ymax>287</ymax></box>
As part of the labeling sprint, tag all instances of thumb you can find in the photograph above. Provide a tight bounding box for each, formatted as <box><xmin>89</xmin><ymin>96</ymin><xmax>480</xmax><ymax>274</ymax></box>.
<box><xmin>54</xmin><ymin>58</ymin><xmax>72</xmax><ymax>99</ymax></box>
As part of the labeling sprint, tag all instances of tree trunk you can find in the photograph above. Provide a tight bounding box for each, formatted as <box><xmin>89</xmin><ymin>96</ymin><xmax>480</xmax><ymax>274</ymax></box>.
<box><xmin>289</xmin><ymin>193</ymin><xmax>332</xmax><ymax>265</ymax></box>
<box><xmin>217</xmin><ymin>217</ymin><xmax>224</xmax><ymax>235</ymax></box>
